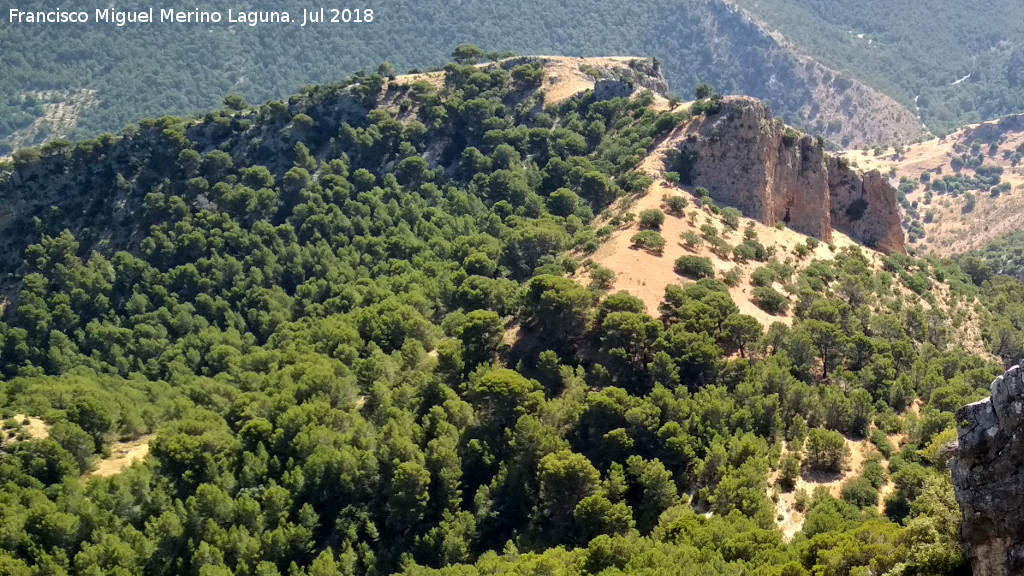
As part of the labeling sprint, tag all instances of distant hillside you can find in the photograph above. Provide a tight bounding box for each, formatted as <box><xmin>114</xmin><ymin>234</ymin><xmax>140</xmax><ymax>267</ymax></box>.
<box><xmin>731</xmin><ymin>0</ymin><xmax>1024</xmax><ymax>135</ymax></box>
<box><xmin>0</xmin><ymin>0</ymin><xmax>925</xmax><ymax>151</ymax></box>
<box><xmin>838</xmin><ymin>114</ymin><xmax>1024</xmax><ymax>255</ymax></box>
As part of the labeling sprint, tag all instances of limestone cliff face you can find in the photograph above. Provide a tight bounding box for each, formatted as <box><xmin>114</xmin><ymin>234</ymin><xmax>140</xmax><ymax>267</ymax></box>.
<box><xmin>676</xmin><ymin>98</ymin><xmax>905</xmax><ymax>253</ymax></box>
<box><xmin>953</xmin><ymin>363</ymin><xmax>1024</xmax><ymax>576</ymax></box>
<box><xmin>827</xmin><ymin>159</ymin><xmax>906</xmax><ymax>254</ymax></box>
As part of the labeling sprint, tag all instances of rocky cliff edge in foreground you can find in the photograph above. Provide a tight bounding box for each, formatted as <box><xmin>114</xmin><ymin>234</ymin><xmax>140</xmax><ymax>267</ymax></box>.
<box><xmin>953</xmin><ymin>364</ymin><xmax>1024</xmax><ymax>576</ymax></box>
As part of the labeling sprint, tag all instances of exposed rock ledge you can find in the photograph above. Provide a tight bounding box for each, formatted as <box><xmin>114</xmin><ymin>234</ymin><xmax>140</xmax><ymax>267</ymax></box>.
<box><xmin>677</xmin><ymin>98</ymin><xmax>905</xmax><ymax>254</ymax></box>
<box><xmin>952</xmin><ymin>364</ymin><xmax>1024</xmax><ymax>576</ymax></box>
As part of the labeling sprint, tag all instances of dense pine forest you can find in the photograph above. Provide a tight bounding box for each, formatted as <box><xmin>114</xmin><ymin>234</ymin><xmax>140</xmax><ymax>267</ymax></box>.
<box><xmin>1</xmin><ymin>55</ymin><xmax>1023</xmax><ymax>576</ymax></box>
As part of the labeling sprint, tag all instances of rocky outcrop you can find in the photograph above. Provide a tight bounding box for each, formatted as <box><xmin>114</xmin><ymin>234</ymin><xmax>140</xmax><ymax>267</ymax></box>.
<box><xmin>952</xmin><ymin>364</ymin><xmax>1024</xmax><ymax>576</ymax></box>
<box><xmin>674</xmin><ymin>98</ymin><xmax>905</xmax><ymax>253</ymax></box>
<box><xmin>827</xmin><ymin>158</ymin><xmax>906</xmax><ymax>254</ymax></box>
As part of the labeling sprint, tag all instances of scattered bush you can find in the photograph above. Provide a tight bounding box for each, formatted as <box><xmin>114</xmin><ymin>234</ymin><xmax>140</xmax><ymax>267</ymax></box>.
<box><xmin>721</xmin><ymin>207</ymin><xmax>741</xmax><ymax>230</ymax></box>
<box><xmin>681</xmin><ymin>231</ymin><xmax>702</xmax><ymax>250</ymax></box>
<box><xmin>751</xmin><ymin>266</ymin><xmax>776</xmax><ymax>287</ymax></box>
<box><xmin>630</xmin><ymin>230</ymin><xmax>666</xmax><ymax>255</ymax></box>
<box><xmin>733</xmin><ymin>239</ymin><xmax>768</xmax><ymax>263</ymax></box>
<box><xmin>700</xmin><ymin>223</ymin><xmax>718</xmax><ymax>240</ymax></box>
<box><xmin>589</xmin><ymin>264</ymin><xmax>617</xmax><ymax>290</ymax></box>
<box><xmin>869</xmin><ymin>429</ymin><xmax>894</xmax><ymax>458</ymax></box>
<box><xmin>664</xmin><ymin>195</ymin><xmax>688</xmax><ymax>215</ymax></box>
<box><xmin>722</xmin><ymin>267</ymin><xmax>742</xmax><ymax>287</ymax></box>
<box><xmin>753</xmin><ymin>286</ymin><xmax>788</xmax><ymax>314</ymax></box>
<box><xmin>639</xmin><ymin>209</ymin><xmax>666</xmax><ymax>231</ymax></box>
<box><xmin>674</xmin><ymin>255</ymin><xmax>715</xmax><ymax>279</ymax></box>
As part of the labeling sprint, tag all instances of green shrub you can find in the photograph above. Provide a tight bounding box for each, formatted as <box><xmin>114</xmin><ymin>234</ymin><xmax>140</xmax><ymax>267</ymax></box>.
<box><xmin>779</xmin><ymin>452</ymin><xmax>801</xmax><ymax>491</ymax></box>
<box><xmin>638</xmin><ymin>209</ymin><xmax>665</xmax><ymax>231</ymax></box>
<box><xmin>840</xmin><ymin>476</ymin><xmax>879</xmax><ymax>508</ymax></box>
<box><xmin>700</xmin><ymin>223</ymin><xmax>718</xmax><ymax>240</ymax></box>
<box><xmin>805</xmin><ymin>428</ymin><xmax>849</xmax><ymax>473</ymax></box>
<box><xmin>664</xmin><ymin>195</ymin><xmax>688</xmax><ymax>215</ymax></box>
<box><xmin>707</xmin><ymin>237</ymin><xmax>732</xmax><ymax>259</ymax></box>
<box><xmin>589</xmin><ymin>264</ymin><xmax>617</xmax><ymax>290</ymax></box>
<box><xmin>722</xmin><ymin>267</ymin><xmax>742</xmax><ymax>287</ymax></box>
<box><xmin>681</xmin><ymin>231</ymin><xmax>702</xmax><ymax>250</ymax></box>
<box><xmin>861</xmin><ymin>458</ymin><xmax>887</xmax><ymax>490</ymax></box>
<box><xmin>674</xmin><ymin>255</ymin><xmax>715</xmax><ymax>279</ymax></box>
<box><xmin>794</xmin><ymin>488</ymin><xmax>810</xmax><ymax>512</ymax></box>
<box><xmin>663</xmin><ymin>171</ymin><xmax>680</xmax><ymax>184</ymax></box>
<box><xmin>782</xmin><ymin>127</ymin><xmax>802</xmax><ymax>147</ymax></box>
<box><xmin>733</xmin><ymin>239</ymin><xmax>768</xmax><ymax>262</ymax></box>
<box><xmin>750</xmin><ymin>266</ymin><xmax>776</xmax><ymax>287</ymax></box>
<box><xmin>753</xmin><ymin>286</ymin><xmax>789</xmax><ymax>314</ymax></box>
<box><xmin>721</xmin><ymin>207</ymin><xmax>741</xmax><ymax>230</ymax></box>
<box><xmin>869</xmin><ymin>429</ymin><xmax>895</xmax><ymax>458</ymax></box>
<box><xmin>630</xmin><ymin>230</ymin><xmax>666</xmax><ymax>255</ymax></box>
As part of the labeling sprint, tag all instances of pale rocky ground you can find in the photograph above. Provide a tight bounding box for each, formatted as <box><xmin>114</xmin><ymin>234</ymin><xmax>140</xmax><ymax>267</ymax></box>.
<box><xmin>88</xmin><ymin>435</ymin><xmax>154</xmax><ymax>479</ymax></box>
<box><xmin>3</xmin><ymin>413</ymin><xmax>50</xmax><ymax>441</ymax></box>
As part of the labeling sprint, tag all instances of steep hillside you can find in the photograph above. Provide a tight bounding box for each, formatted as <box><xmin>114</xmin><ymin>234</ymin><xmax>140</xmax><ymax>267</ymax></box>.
<box><xmin>578</xmin><ymin>118</ymin><xmax>987</xmax><ymax>355</ymax></box>
<box><xmin>840</xmin><ymin>114</ymin><xmax>1024</xmax><ymax>255</ymax></box>
<box><xmin>731</xmin><ymin>0</ymin><xmax>1024</xmax><ymax>135</ymax></box>
<box><xmin>0</xmin><ymin>0</ymin><xmax>924</xmax><ymax>150</ymax></box>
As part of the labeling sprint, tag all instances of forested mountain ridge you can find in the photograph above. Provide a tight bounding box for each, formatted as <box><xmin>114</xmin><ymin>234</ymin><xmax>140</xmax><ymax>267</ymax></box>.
<box><xmin>1</xmin><ymin>55</ymin><xmax>1023</xmax><ymax>576</ymax></box>
<box><xmin>0</xmin><ymin>0</ymin><xmax>927</xmax><ymax>152</ymax></box>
